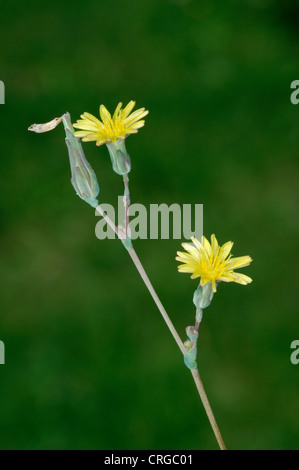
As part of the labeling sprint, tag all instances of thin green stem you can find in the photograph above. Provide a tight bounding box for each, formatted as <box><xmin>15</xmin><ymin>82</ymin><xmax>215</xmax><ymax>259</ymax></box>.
<box><xmin>195</xmin><ymin>307</ymin><xmax>203</xmax><ymax>332</ymax></box>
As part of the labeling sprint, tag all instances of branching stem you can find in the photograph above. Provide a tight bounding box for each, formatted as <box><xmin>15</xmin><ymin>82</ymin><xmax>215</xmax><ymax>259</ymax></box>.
<box><xmin>95</xmin><ymin>203</ymin><xmax>227</xmax><ymax>450</ymax></box>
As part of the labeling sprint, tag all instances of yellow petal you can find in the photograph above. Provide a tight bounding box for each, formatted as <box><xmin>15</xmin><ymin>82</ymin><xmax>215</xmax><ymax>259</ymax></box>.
<box><xmin>211</xmin><ymin>234</ymin><xmax>219</xmax><ymax>255</ymax></box>
<box><xmin>190</xmin><ymin>236</ymin><xmax>202</xmax><ymax>251</ymax></box>
<box><xmin>121</xmin><ymin>101</ymin><xmax>136</xmax><ymax>119</ymax></box>
<box><xmin>113</xmin><ymin>102</ymin><xmax>123</xmax><ymax>121</ymax></box>
<box><xmin>217</xmin><ymin>274</ymin><xmax>235</xmax><ymax>282</ymax></box>
<box><xmin>202</xmin><ymin>236</ymin><xmax>212</xmax><ymax>257</ymax></box>
<box><xmin>100</xmin><ymin>105</ymin><xmax>112</xmax><ymax>124</ymax></box>
<box><xmin>73</xmin><ymin>130</ymin><xmax>94</xmax><ymax>137</ymax></box>
<box><xmin>178</xmin><ymin>265</ymin><xmax>197</xmax><ymax>273</ymax></box>
<box><xmin>123</xmin><ymin>109</ymin><xmax>149</xmax><ymax>126</ymax></box>
<box><xmin>129</xmin><ymin>120</ymin><xmax>145</xmax><ymax>130</ymax></box>
<box><xmin>96</xmin><ymin>139</ymin><xmax>107</xmax><ymax>146</ymax></box>
<box><xmin>219</xmin><ymin>241</ymin><xmax>233</xmax><ymax>260</ymax></box>
<box><xmin>190</xmin><ymin>273</ymin><xmax>201</xmax><ymax>279</ymax></box>
<box><xmin>73</xmin><ymin>122</ymin><xmax>99</xmax><ymax>131</ymax></box>
<box><xmin>226</xmin><ymin>256</ymin><xmax>252</xmax><ymax>270</ymax></box>
<box><xmin>182</xmin><ymin>242</ymin><xmax>200</xmax><ymax>257</ymax></box>
<box><xmin>230</xmin><ymin>272</ymin><xmax>253</xmax><ymax>285</ymax></box>
<box><xmin>82</xmin><ymin>134</ymin><xmax>98</xmax><ymax>142</ymax></box>
<box><xmin>176</xmin><ymin>251</ymin><xmax>195</xmax><ymax>261</ymax></box>
<box><xmin>82</xmin><ymin>112</ymin><xmax>102</xmax><ymax>125</ymax></box>
<box><xmin>124</xmin><ymin>129</ymin><xmax>138</xmax><ymax>135</ymax></box>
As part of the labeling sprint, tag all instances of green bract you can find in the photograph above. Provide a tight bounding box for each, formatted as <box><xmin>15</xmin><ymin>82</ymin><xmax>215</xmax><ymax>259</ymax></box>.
<box><xmin>193</xmin><ymin>282</ymin><xmax>214</xmax><ymax>310</ymax></box>
<box><xmin>106</xmin><ymin>138</ymin><xmax>131</xmax><ymax>175</ymax></box>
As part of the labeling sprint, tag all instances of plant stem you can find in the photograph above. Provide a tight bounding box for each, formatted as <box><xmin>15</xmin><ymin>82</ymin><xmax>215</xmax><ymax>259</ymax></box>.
<box><xmin>95</xmin><ymin>203</ymin><xmax>227</xmax><ymax>450</ymax></box>
<box><xmin>128</xmin><ymin>247</ymin><xmax>226</xmax><ymax>450</ymax></box>
<box><xmin>123</xmin><ymin>174</ymin><xmax>130</xmax><ymax>238</ymax></box>
<box><xmin>127</xmin><ymin>246</ymin><xmax>186</xmax><ymax>355</ymax></box>
<box><xmin>195</xmin><ymin>308</ymin><xmax>203</xmax><ymax>332</ymax></box>
<box><xmin>191</xmin><ymin>369</ymin><xmax>227</xmax><ymax>450</ymax></box>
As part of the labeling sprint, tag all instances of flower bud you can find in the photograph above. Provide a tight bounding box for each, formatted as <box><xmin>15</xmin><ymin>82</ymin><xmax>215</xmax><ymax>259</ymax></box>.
<box><xmin>193</xmin><ymin>282</ymin><xmax>214</xmax><ymax>310</ymax></box>
<box><xmin>185</xmin><ymin>325</ymin><xmax>198</xmax><ymax>342</ymax></box>
<box><xmin>106</xmin><ymin>139</ymin><xmax>131</xmax><ymax>175</ymax></box>
<box><xmin>184</xmin><ymin>340</ymin><xmax>198</xmax><ymax>370</ymax></box>
<box><xmin>62</xmin><ymin>113</ymin><xmax>100</xmax><ymax>208</ymax></box>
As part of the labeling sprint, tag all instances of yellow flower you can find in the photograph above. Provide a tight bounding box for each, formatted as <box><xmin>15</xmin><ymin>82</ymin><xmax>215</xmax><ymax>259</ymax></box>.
<box><xmin>73</xmin><ymin>101</ymin><xmax>149</xmax><ymax>146</ymax></box>
<box><xmin>176</xmin><ymin>235</ymin><xmax>252</xmax><ymax>292</ymax></box>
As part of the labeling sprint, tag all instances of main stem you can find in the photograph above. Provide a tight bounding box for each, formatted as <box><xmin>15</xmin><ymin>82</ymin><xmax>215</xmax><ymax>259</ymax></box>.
<box><xmin>95</xmin><ymin>204</ymin><xmax>227</xmax><ymax>450</ymax></box>
<box><xmin>191</xmin><ymin>369</ymin><xmax>227</xmax><ymax>450</ymax></box>
<box><xmin>127</xmin><ymin>247</ymin><xmax>186</xmax><ymax>355</ymax></box>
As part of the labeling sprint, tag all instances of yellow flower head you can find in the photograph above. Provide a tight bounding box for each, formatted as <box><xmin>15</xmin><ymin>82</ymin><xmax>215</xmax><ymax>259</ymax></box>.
<box><xmin>176</xmin><ymin>235</ymin><xmax>252</xmax><ymax>292</ymax></box>
<box><xmin>73</xmin><ymin>101</ymin><xmax>149</xmax><ymax>146</ymax></box>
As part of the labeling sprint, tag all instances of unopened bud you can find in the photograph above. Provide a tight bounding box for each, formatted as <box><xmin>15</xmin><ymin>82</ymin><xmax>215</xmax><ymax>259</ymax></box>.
<box><xmin>62</xmin><ymin>113</ymin><xmax>100</xmax><ymax>208</ymax></box>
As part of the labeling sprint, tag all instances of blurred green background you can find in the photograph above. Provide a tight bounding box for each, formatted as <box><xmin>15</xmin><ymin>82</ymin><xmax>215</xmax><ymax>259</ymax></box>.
<box><xmin>0</xmin><ymin>0</ymin><xmax>298</xmax><ymax>450</ymax></box>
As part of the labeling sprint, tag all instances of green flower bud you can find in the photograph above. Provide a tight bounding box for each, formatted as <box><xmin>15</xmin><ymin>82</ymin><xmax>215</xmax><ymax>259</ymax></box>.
<box><xmin>185</xmin><ymin>325</ymin><xmax>198</xmax><ymax>342</ymax></box>
<box><xmin>106</xmin><ymin>139</ymin><xmax>131</xmax><ymax>175</ymax></box>
<box><xmin>193</xmin><ymin>282</ymin><xmax>214</xmax><ymax>310</ymax></box>
<box><xmin>184</xmin><ymin>340</ymin><xmax>198</xmax><ymax>370</ymax></box>
<box><xmin>62</xmin><ymin>113</ymin><xmax>100</xmax><ymax>208</ymax></box>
